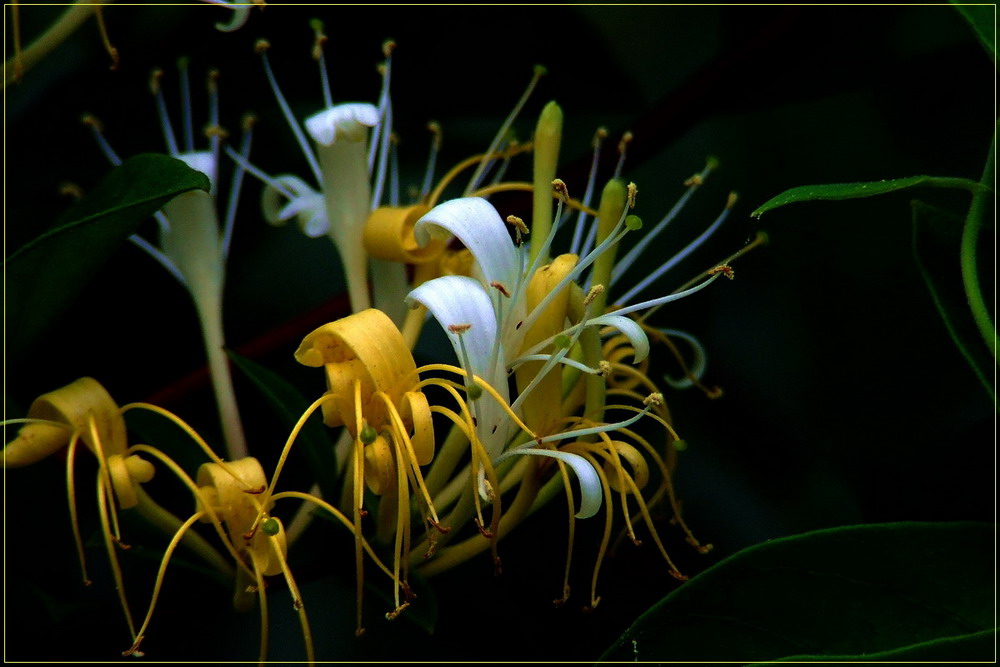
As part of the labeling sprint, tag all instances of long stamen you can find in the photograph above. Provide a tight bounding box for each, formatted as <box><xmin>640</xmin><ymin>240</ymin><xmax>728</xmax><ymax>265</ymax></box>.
<box><xmin>569</xmin><ymin>128</ymin><xmax>608</xmax><ymax>256</ymax></box>
<box><xmin>150</xmin><ymin>69</ymin><xmax>179</xmax><ymax>156</ymax></box>
<box><xmin>178</xmin><ymin>57</ymin><xmax>194</xmax><ymax>152</ymax></box>
<box><xmin>81</xmin><ymin>114</ymin><xmax>122</xmax><ymax>166</ymax></box>
<box><xmin>269</xmin><ymin>537</ymin><xmax>315</xmax><ymax>663</ymax></box>
<box><xmin>207</xmin><ymin>69</ymin><xmax>222</xmax><ymax>189</ymax></box>
<box><xmin>96</xmin><ymin>475</ymin><xmax>138</xmax><ymax>640</ymax></box>
<box><xmin>121</xmin><ymin>511</ymin><xmax>205</xmax><ymax>658</ymax></box>
<box><xmin>128</xmin><ymin>235</ymin><xmax>187</xmax><ymax>286</ymax></box>
<box><xmin>93</xmin><ymin>2</ymin><xmax>120</xmax><ymax>71</ymax></box>
<box><xmin>256</xmin><ymin>40</ymin><xmax>323</xmax><ymax>185</ymax></box>
<box><xmin>611</xmin><ymin>160</ymin><xmax>718</xmax><ymax>288</ymax></box>
<box><xmin>223</xmin><ymin>144</ymin><xmax>295</xmax><ymax>200</ymax></box>
<box><xmin>464</xmin><ymin>65</ymin><xmax>546</xmax><ymax>195</ymax></box>
<box><xmin>370</xmin><ymin>41</ymin><xmax>396</xmax><ymax>209</ymax></box>
<box><xmin>64</xmin><ymin>431</ymin><xmax>92</xmax><ymax>586</ymax></box>
<box><xmin>368</xmin><ymin>40</ymin><xmax>395</xmax><ymax>173</ymax></box>
<box><xmin>612</xmin><ymin>131</ymin><xmax>632</xmax><ymax>179</ymax></box>
<box><xmin>617</xmin><ymin>192</ymin><xmax>735</xmax><ymax>305</ymax></box>
<box><xmin>420</xmin><ymin>121</ymin><xmax>442</xmax><ymax>198</ymax></box>
<box><xmin>222</xmin><ymin>115</ymin><xmax>255</xmax><ymax>259</ymax></box>
<box><xmin>389</xmin><ymin>132</ymin><xmax>401</xmax><ymax>207</ymax></box>
<box><xmin>310</xmin><ymin>19</ymin><xmax>334</xmax><ymax>109</ymax></box>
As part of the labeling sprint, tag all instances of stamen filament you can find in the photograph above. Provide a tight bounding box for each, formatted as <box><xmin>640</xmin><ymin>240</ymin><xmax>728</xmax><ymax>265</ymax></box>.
<box><xmin>64</xmin><ymin>431</ymin><xmax>91</xmax><ymax>585</ymax></box>
<box><xmin>151</xmin><ymin>70</ymin><xmax>180</xmax><ymax>156</ymax></box>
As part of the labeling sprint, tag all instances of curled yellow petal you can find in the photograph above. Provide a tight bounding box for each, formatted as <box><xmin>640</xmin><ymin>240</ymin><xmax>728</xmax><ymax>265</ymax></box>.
<box><xmin>295</xmin><ymin>309</ymin><xmax>417</xmax><ymax>436</ymax></box>
<box><xmin>363</xmin><ymin>433</ymin><xmax>396</xmax><ymax>495</ymax></box>
<box><xmin>604</xmin><ymin>440</ymin><xmax>650</xmax><ymax>492</ymax></box>
<box><xmin>363</xmin><ymin>205</ymin><xmax>445</xmax><ymax>264</ymax></box>
<box><xmin>5</xmin><ymin>377</ymin><xmax>126</xmax><ymax>466</ymax></box>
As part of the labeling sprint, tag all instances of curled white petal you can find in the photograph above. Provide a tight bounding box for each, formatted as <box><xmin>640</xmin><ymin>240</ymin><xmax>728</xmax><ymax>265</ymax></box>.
<box><xmin>660</xmin><ymin>328</ymin><xmax>707</xmax><ymax>389</ymax></box>
<box><xmin>496</xmin><ymin>448</ymin><xmax>602</xmax><ymax>519</ymax></box>
<box><xmin>590</xmin><ymin>314</ymin><xmax>650</xmax><ymax>364</ymax></box>
<box><xmin>176</xmin><ymin>151</ymin><xmax>217</xmax><ymax>190</ymax></box>
<box><xmin>261</xmin><ymin>174</ymin><xmax>328</xmax><ymax>237</ymax></box>
<box><xmin>406</xmin><ymin>275</ymin><xmax>513</xmax><ymax>458</ymax></box>
<box><xmin>413</xmin><ymin>197</ymin><xmax>521</xmax><ymax>291</ymax></box>
<box><xmin>305</xmin><ymin>103</ymin><xmax>380</xmax><ymax>146</ymax></box>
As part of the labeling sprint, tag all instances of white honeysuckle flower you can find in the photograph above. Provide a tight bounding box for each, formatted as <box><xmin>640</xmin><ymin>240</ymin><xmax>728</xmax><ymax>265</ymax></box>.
<box><xmin>82</xmin><ymin>63</ymin><xmax>253</xmax><ymax>460</ymax></box>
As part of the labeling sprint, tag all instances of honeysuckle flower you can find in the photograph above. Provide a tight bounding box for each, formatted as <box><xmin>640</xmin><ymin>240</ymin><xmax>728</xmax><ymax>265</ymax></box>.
<box><xmin>83</xmin><ymin>62</ymin><xmax>253</xmax><ymax>460</ymax></box>
<box><xmin>391</xmin><ymin>99</ymin><xmax>762</xmax><ymax>606</ymax></box>
<box><xmin>2</xmin><ymin>377</ymin><xmax>241</xmax><ymax>656</ymax></box>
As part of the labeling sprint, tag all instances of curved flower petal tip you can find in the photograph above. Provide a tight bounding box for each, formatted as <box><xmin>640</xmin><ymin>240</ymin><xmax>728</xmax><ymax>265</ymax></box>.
<box><xmin>261</xmin><ymin>174</ymin><xmax>328</xmax><ymax>237</ymax></box>
<box><xmin>305</xmin><ymin>103</ymin><xmax>380</xmax><ymax>146</ymax></box>
<box><xmin>413</xmin><ymin>197</ymin><xmax>521</xmax><ymax>291</ymax></box>
<box><xmin>498</xmin><ymin>447</ymin><xmax>602</xmax><ymax>518</ymax></box>
<box><xmin>406</xmin><ymin>275</ymin><xmax>498</xmax><ymax>380</ymax></box>
<box><xmin>592</xmin><ymin>314</ymin><xmax>650</xmax><ymax>364</ymax></box>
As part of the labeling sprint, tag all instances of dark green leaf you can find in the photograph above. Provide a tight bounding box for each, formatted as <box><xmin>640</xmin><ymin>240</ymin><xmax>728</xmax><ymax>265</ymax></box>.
<box><xmin>952</xmin><ymin>2</ymin><xmax>996</xmax><ymax>64</ymax></box>
<box><xmin>226</xmin><ymin>350</ymin><xmax>338</xmax><ymax>500</ymax></box>
<box><xmin>601</xmin><ymin>522</ymin><xmax>995</xmax><ymax>662</ymax></box>
<box><xmin>4</xmin><ymin>153</ymin><xmax>210</xmax><ymax>356</ymax></box>
<box><xmin>752</xmin><ymin>176</ymin><xmax>986</xmax><ymax>218</ymax></box>
<box><xmin>754</xmin><ymin>628</ymin><xmax>997</xmax><ymax>663</ymax></box>
<box><xmin>911</xmin><ymin>200</ymin><xmax>996</xmax><ymax>401</ymax></box>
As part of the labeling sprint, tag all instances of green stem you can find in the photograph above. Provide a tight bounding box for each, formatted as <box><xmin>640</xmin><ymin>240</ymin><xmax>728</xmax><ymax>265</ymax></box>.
<box><xmin>132</xmin><ymin>487</ymin><xmax>234</xmax><ymax>582</ymax></box>
<box><xmin>960</xmin><ymin>128</ymin><xmax>997</xmax><ymax>361</ymax></box>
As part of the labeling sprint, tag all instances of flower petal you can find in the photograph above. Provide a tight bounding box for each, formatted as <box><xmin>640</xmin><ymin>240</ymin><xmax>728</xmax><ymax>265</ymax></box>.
<box><xmin>176</xmin><ymin>150</ymin><xmax>218</xmax><ymax>190</ymax></box>
<box><xmin>305</xmin><ymin>103</ymin><xmax>380</xmax><ymax>146</ymax></box>
<box><xmin>590</xmin><ymin>313</ymin><xmax>650</xmax><ymax>364</ymax></box>
<box><xmin>413</xmin><ymin>197</ymin><xmax>521</xmax><ymax>292</ymax></box>
<box><xmin>496</xmin><ymin>447</ymin><xmax>602</xmax><ymax>518</ymax></box>
<box><xmin>261</xmin><ymin>175</ymin><xmax>328</xmax><ymax>237</ymax></box>
<box><xmin>406</xmin><ymin>275</ymin><xmax>513</xmax><ymax>457</ymax></box>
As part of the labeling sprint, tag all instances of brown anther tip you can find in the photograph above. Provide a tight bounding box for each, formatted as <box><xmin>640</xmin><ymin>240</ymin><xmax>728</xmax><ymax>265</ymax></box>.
<box><xmin>402</xmin><ymin>582</ymin><xmax>417</xmax><ymax>602</ymax></box>
<box><xmin>242</xmin><ymin>530</ymin><xmax>256</xmax><ymax>540</ymax></box>
<box><xmin>594</xmin><ymin>127</ymin><xmax>608</xmax><ymax>143</ymax></box>
<box><xmin>726</xmin><ymin>191</ymin><xmax>739</xmax><ymax>209</ymax></box>
<box><xmin>707</xmin><ymin>386</ymin><xmax>724</xmax><ymax>399</ymax></box>
<box><xmin>474</xmin><ymin>519</ymin><xmax>493</xmax><ymax>539</ymax></box>
<box><xmin>447</xmin><ymin>323</ymin><xmax>472</xmax><ymax>334</ymax></box>
<box><xmin>293</xmin><ymin>598</ymin><xmax>303</xmax><ymax>610</ymax></box>
<box><xmin>107</xmin><ymin>47</ymin><xmax>120</xmax><ymax>72</ymax></box>
<box><xmin>627</xmin><ymin>182</ymin><xmax>638</xmax><ymax>209</ymax></box>
<box><xmin>389</xmin><ymin>131</ymin><xmax>400</xmax><ymax>145</ymax></box>
<box><xmin>208</xmin><ymin>68</ymin><xmax>221</xmax><ymax>82</ymax></box>
<box><xmin>598</xmin><ymin>360</ymin><xmax>612</xmax><ymax>377</ymax></box>
<box><xmin>148</xmin><ymin>68</ymin><xmax>164</xmax><ymax>95</ymax></box>
<box><xmin>708</xmin><ymin>264</ymin><xmax>735</xmax><ymax>280</ymax></box>
<box><xmin>505</xmin><ymin>214</ymin><xmax>529</xmax><ymax>235</ymax></box>
<box><xmin>583</xmin><ymin>283</ymin><xmax>605</xmax><ymax>306</ymax></box>
<box><xmin>618</xmin><ymin>131</ymin><xmax>633</xmax><ymax>154</ymax></box>
<box><xmin>112</xmin><ymin>537</ymin><xmax>131</xmax><ymax>550</ymax></box>
<box><xmin>355</xmin><ymin>627</ymin><xmax>367</xmax><ymax>638</ymax></box>
<box><xmin>205</xmin><ymin>124</ymin><xmax>230</xmax><ymax>140</ymax></box>
<box><xmin>490</xmin><ymin>281</ymin><xmax>512</xmax><ymax>298</ymax></box>
<box><xmin>383</xmin><ymin>39</ymin><xmax>397</xmax><ymax>57</ymax></box>
<box><xmin>376</xmin><ymin>63</ymin><xmax>387</xmax><ymax>76</ymax></box>
<box><xmin>243</xmin><ymin>485</ymin><xmax>266</xmax><ymax>494</ymax></box>
<box><xmin>429</xmin><ymin>518</ymin><xmax>451</xmax><ymax>533</ymax></box>
<box><xmin>242</xmin><ymin>113</ymin><xmax>258</xmax><ymax>131</ymax></box>
<box><xmin>494</xmin><ymin>557</ymin><xmax>503</xmax><ymax>577</ymax></box>
<box><xmin>698</xmin><ymin>543</ymin><xmax>715</xmax><ymax>554</ymax></box>
<box><xmin>552</xmin><ymin>178</ymin><xmax>569</xmax><ymax>202</ymax></box>
<box><xmin>254</xmin><ymin>39</ymin><xmax>271</xmax><ymax>54</ymax></box>
<box><xmin>670</xmin><ymin>570</ymin><xmax>689</xmax><ymax>582</ymax></box>
<box><xmin>643</xmin><ymin>393</ymin><xmax>663</xmax><ymax>407</ymax></box>
<box><xmin>684</xmin><ymin>173</ymin><xmax>704</xmax><ymax>187</ymax></box>
<box><xmin>358</xmin><ymin>508</ymin><xmax>368</xmax><ymax>518</ymax></box>
<box><xmin>83</xmin><ymin>579</ymin><xmax>94</xmax><ymax>587</ymax></box>
<box><xmin>631</xmin><ymin>538</ymin><xmax>643</xmax><ymax>547</ymax></box>
<box><xmin>59</xmin><ymin>183</ymin><xmax>85</xmax><ymax>200</ymax></box>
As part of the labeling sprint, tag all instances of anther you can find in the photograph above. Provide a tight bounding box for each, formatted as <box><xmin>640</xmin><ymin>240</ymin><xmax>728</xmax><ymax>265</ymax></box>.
<box><xmin>683</xmin><ymin>173</ymin><xmax>704</xmax><ymax>187</ymax></box>
<box><xmin>490</xmin><ymin>281</ymin><xmax>511</xmax><ymax>298</ymax></box>
<box><xmin>594</xmin><ymin>127</ymin><xmax>608</xmax><ymax>146</ymax></box>
<box><xmin>708</xmin><ymin>264</ymin><xmax>735</xmax><ymax>280</ymax></box>
<box><xmin>583</xmin><ymin>284</ymin><xmax>605</xmax><ymax>306</ymax></box>
<box><xmin>81</xmin><ymin>113</ymin><xmax>103</xmax><ymax>131</ymax></box>
<box><xmin>618</xmin><ymin>131</ymin><xmax>633</xmax><ymax>155</ymax></box>
<box><xmin>383</xmin><ymin>39</ymin><xmax>397</xmax><ymax>58</ymax></box>
<box><xmin>59</xmin><ymin>182</ymin><xmax>84</xmax><ymax>200</ymax></box>
<box><xmin>447</xmin><ymin>323</ymin><xmax>472</xmax><ymax>334</ymax></box>
<box><xmin>533</xmin><ymin>64</ymin><xmax>548</xmax><ymax>77</ymax></box>
<box><xmin>254</xmin><ymin>39</ymin><xmax>271</xmax><ymax>54</ymax></box>
<box><xmin>726</xmin><ymin>191</ymin><xmax>739</xmax><ymax>209</ymax></box>
<box><xmin>242</xmin><ymin>113</ymin><xmax>257</xmax><ymax>132</ymax></box>
<box><xmin>204</xmin><ymin>124</ymin><xmax>230</xmax><ymax>140</ymax></box>
<box><xmin>475</xmin><ymin>518</ymin><xmax>493</xmax><ymax>539</ymax></box>
<box><xmin>506</xmin><ymin>214</ymin><xmax>529</xmax><ymax>235</ymax></box>
<box><xmin>310</xmin><ymin>18</ymin><xmax>327</xmax><ymax>60</ymax></box>
<box><xmin>598</xmin><ymin>360</ymin><xmax>612</xmax><ymax>377</ymax></box>
<box><xmin>243</xmin><ymin>485</ymin><xmax>267</xmax><ymax>494</ymax></box>
<box><xmin>627</xmin><ymin>182</ymin><xmax>638</xmax><ymax>209</ymax></box>
<box><xmin>552</xmin><ymin>178</ymin><xmax>569</xmax><ymax>203</ymax></box>
<box><xmin>643</xmin><ymin>392</ymin><xmax>663</xmax><ymax>407</ymax></box>
<box><xmin>385</xmin><ymin>602</ymin><xmax>410</xmax><ymax>620</ymax></box>
<box><xmin>148</xmin><ymin>68</ymin><xmax>164</xmax><ymax>96</ymax></box>
<box><xmin>427</xmin><ymin>121</ymin><xmax>443</xmax><ymax>150</ymax></box>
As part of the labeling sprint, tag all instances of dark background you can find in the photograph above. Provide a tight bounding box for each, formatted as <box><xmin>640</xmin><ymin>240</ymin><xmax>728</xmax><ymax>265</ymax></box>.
<box><xmin>4</xmin><ymin>4</ymin><xmax>994</xmax><ymax>662</ymax></box>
